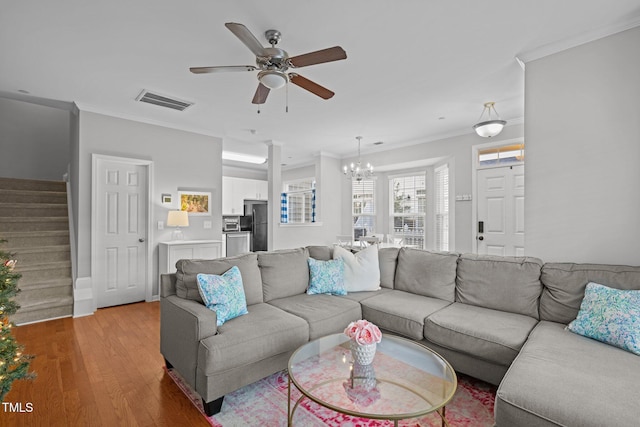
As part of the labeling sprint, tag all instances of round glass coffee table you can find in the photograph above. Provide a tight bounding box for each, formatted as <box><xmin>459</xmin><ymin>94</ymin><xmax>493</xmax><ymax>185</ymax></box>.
<box><xmin>287</xmin><ymin>333</ymin><xmax>457</xmax><ymax>426</ymax></box>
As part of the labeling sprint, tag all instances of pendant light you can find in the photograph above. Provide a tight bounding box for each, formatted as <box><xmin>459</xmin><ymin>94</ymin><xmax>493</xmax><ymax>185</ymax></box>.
<box><xmin>343</xmin><ymin>136</ymin><xmax>374</xmax><ymax>181</ymax></box>
<box><xmin>473</xmin><ymin>102</ymin><xmax>507</xmax><ymax>138</ymax></box>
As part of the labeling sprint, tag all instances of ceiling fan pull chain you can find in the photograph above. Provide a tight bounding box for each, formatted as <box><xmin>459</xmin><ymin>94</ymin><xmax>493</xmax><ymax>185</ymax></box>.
<box><xmin>286</xmin><ymin>80</ymin><xmax>289</xmax><ymax>113</ymax></box>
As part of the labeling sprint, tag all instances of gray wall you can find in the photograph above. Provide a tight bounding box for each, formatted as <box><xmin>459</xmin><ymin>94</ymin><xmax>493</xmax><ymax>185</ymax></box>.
<box><xmin>525</xmin><ymin>26</ymin><xmax>640</xmax><ymax>265</ymax></box>
<box><xmin>75</xmin><ymin>111</ymin><xmax>223</xmax><ymax>300</ymax></box>
<box><xmin>0</xmin><ymin>97</ymin><xmax>71</xmax><ymax>180</ymax></box>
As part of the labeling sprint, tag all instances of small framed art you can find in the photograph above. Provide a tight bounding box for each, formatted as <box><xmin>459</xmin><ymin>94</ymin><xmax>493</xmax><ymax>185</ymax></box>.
<box><xmin>179</xmin><ymin>191</ymin><xmax>211</xmax><ymax>216</ymax></box>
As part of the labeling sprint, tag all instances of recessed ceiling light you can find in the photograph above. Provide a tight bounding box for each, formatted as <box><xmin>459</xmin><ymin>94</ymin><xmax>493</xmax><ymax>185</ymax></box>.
<box><xmin>373</xmin><ymin>141</ymin><xmax>384</xmax><ymax>145</ymax></box>
<box><xmin>438</xmin><ymin>116</ymin><xmax>446</xmax><ymax>120</ymax></box>
<box><xmin>17</xmin><ymin>89</ymin><xmax>30</xmax><ymax>94</ymax></box>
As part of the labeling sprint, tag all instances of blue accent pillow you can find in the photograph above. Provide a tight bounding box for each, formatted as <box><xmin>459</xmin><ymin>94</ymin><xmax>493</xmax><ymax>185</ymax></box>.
<box><xmin>307</xmin><ymin>257</ymin><xmax>346</xmax><ymax>296</ymax></box>
<box><xmin>567</xmin><ymin>282</ymin><xmax>640</xmax><ymax>355</ymax></box>
<box><xmin>196</xmin><ymin>266</ymin><xmax>248</xmax><ymax>326</ymax></box>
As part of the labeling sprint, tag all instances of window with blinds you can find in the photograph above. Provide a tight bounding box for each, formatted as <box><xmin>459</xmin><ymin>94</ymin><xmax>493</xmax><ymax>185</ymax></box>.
<box><xmin>435</xmin><ymin>164</ymin><xmax>449</xmax><ymax>251</ymax></box>
<box><xmin>352</xmin><ymin>179</ymin><xmax>375</xmax><ymax>238</ymax></box>
<box><xmin>282</xmin><ymin>179</ymin><xmax>315</xmax><ymax>224</ymax></box>
<box><xmin>390</xmin><ymin>175</ymin><xmax>425</xmax><ymax>248</ymax></box>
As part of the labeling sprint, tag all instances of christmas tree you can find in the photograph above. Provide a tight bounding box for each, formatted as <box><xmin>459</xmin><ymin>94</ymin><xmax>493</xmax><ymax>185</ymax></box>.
<box><xmin>0</xmin><ymin>240</ymin><xmax>34</xmax><ymax>401</ymax></box>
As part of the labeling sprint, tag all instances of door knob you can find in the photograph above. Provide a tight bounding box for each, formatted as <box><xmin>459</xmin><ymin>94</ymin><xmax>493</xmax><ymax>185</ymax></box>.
<box><xmin>478</xmin><ymin>236</ymin><xmax>484</xmax><ymax>241</ymax></box>
<box><xmin>139</xmin><ymin>238</ymin><xmax>145</xmax><ymax>242</ymax></box>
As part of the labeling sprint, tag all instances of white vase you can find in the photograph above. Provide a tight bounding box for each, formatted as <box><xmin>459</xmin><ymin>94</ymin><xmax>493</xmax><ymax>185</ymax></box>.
<box><xmin>350</xmin><ymin>340</ymin><xmax>376</xmax><ymax>365</ymax></box>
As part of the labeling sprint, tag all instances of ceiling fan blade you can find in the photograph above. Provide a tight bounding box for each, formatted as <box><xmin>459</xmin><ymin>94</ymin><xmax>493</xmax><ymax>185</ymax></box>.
<box><xmin>190</xmin><ymin>65</ymin><xmax>257</xmax><ymax>74</ymax></box>
<box><xmin>225</xmin><ymin>22</ymin><xmax>268</xmax><ymax>57</ymax></box>
<box><xmin>289</xmin><ymin>74</ymin><xmax>335</xmax><ymax>100</ymax></box>
<box><xmin>252</xmin><ymin>83</ymin><xmax>270</xmax><ymax>104</ymax></box>
<box><xmin>288</xmin><ymin>46</ymin><xmax>347</xmax><ymax>68</ymax></box>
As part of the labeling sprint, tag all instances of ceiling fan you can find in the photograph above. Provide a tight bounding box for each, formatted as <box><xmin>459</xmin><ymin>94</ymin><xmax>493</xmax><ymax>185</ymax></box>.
<box><xmin>190</xmin><ymin>22</ymin><xmax>347</xmax><ymax>105</ymax></box>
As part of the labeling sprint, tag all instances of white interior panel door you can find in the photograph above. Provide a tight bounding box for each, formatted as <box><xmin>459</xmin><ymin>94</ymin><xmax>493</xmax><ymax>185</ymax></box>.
<box><xmin>95</xmin><ymin>158</ymin><xmax>148</xmax><ymax>308</ymax></box>
<box><xmin>477</xmin><ymin>165</ymin><xmax>524</xmax><ymax>256</ymax></box>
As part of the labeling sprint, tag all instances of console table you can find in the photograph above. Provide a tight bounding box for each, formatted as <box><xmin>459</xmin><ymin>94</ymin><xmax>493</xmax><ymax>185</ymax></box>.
<box><xmin>158</xmin><ymin>240</ymin><xmax>223</xmax><ymax>279</ymax></box>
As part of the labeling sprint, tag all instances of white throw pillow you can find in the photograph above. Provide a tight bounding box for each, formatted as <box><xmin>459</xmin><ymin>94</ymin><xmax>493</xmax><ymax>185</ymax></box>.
<box><xmin>332</xmin><ymin>245</ymin><xmax>381</xmax><ymax>292</ymax></box>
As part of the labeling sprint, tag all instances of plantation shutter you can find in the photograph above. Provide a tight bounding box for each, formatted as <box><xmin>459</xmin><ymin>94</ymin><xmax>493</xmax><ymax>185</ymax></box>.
<box><xmin>435</xmin><ymin>165</ymin><xmax>449</xmax><ymax>251</ymax></box>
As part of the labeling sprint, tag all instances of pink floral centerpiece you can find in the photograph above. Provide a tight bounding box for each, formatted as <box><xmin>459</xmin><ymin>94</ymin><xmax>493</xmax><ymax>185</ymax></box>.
<box><xmin>344</xmin><ymin>320</ymin><xmax>382</xmax><ymax>364</ymax></box>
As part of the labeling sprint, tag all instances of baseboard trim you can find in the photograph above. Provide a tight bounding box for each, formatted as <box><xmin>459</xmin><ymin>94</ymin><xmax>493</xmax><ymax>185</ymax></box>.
<box><xmin>73</xmin><ymin>277</ymin><xmax>94</xmax><ymax>318</ymax></box>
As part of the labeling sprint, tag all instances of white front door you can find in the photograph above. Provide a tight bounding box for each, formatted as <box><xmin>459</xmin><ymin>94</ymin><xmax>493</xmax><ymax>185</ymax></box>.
<box><xmin>476</xmin><ymin>165</ymin><xmax>525</xmax><ymax>256</ymax></box>
<box><xmin>94</xmin><ymin>157</ymin><xmax>149</xmax><ymax>308</ymax></box>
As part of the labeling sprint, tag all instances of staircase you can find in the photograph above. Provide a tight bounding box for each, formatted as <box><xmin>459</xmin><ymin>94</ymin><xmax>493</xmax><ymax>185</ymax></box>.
<box><xmin>0</xmin><ymin>177</ymin><xmax>74</xmax><ymax>324</ymax></box>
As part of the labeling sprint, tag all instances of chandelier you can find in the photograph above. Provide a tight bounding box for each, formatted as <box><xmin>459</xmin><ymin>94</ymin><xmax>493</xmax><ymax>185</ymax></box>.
<box><xmin>473</xmin><ymin>101</ymin><xmax>507</xmax><ymax>138</ymax></box>
<box><xmin>343</xmin><ymin>136</ymin><xmax>374</xmax><ymax>181</ymax></box>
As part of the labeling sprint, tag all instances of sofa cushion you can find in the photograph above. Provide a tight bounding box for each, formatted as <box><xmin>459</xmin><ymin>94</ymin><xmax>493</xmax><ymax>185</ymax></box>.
<box><xmin>268</xmin><ymin>294</ymin><xmax>362</xmax><ymax>340</ymax></box>
<box><xmin>496</xmin><ymin>321</ymin><xmax>640</xmax><ymax>427</ymax></box>
<box><xmin>360</xmin><ymin>290</ymin><xmax>451</xmax><ymax>340</ymax></box>
<box><xmin>196</xmin><ymin>267</ymin><xmax>248</xmax><ymax>326</ymax></box>
<box><xmin>456</xmin><ymin>254</ymin><xmax>543</xmax><ymax>319</ymax></box>
<box><xmin>379</xmin><ymin>247</ymin><xmax>399</xmax><ymax>289</ymax></box>
<box><xmin>566</xmin><ymin>282</ymin><xmax>640</xmax><ymax>355</ymax></box>
<box><xmin>307</xmin><ymin>245</ymin><xmax>333</xmax><ymax>261</ymax></box>
<box><xmin>338</xmin><ymin>287</ymin><xmax>392</xmax><ymax>303</ymax></box>
<box><xmin>333</xmin><ymin>245</ymin><xmax>381</xmax><ymax>292</ymax></box>
<box><xmin>424</xmin><ymin>302</ymin><xmax>538</xmax><ymax>367</ymax></box>
<box><xmin>175</xmin><ymin>253</ymin><xmax>263</xmax><ymax>305</ymax></box>
<box><xmin>198</xmin><ymin>303</ymin><xmax>309</xmax><ymax>375</ymax></box>
<box><xmin>259</xmin><ymin>248</ymin><xmax>309</xmax><ymax>302</ymax></box>
<box><xmin>307</xmin><ymin>258</ymin><xmax>346</xmax><ymax>296</ymax></box>
<box><xmin>395</xmin><ymin>248</ymin><xmax>458</xmax><ymax>301</ymax></box>
<box><xmin>540</xmin><ymin>262</ymin><xmax>640</xmax><ymax>324</ymax></box>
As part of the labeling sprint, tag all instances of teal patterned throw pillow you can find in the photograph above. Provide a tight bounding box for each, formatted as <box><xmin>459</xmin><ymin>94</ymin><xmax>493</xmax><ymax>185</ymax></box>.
<box><xmin>196</xmin><ymin>266</ymin><xmax>248</xmax><ymax>326</ymax></box>
<box><xmin>307</xmin><ymin>257</ymin><xmax>346</xmax><ymax>296</ymax></box>
<box><xmin>567</xmin><ymin>282</ymin><xmax>640</xmax><ymax>355</ymax></box>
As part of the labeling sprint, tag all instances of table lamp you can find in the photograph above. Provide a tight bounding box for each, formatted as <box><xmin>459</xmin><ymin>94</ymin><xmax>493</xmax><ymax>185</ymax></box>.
<box><xmin>167</xmin><ymin>210</ymin><xmax>189</xmax><ymax>240</ymax></box>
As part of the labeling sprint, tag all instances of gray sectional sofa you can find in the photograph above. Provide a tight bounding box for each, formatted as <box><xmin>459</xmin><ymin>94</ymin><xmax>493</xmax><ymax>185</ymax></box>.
<box><xmin>159</xmin><ymin>246</ymin><xmax>640</xmax><ymax>425</ymax></box>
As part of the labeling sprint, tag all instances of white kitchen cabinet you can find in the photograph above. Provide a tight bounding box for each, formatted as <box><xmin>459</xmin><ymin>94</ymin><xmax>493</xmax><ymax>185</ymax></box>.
<box><xmin>222</xmin><ymin>177</ymin><xmax>268</xmax><ymax>215</ymax></box>
<box><xmin>158</xmin><ymin>240</ymin><xmax>223</xmax><ymax>278</ymax></box>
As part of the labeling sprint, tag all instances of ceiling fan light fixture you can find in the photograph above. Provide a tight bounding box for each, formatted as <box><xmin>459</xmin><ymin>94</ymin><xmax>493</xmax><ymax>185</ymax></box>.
<box><xmin>258</xmin><ymin>71</ymin><xmax>288</xmax><ymax>90</ymax></box>
<box><xmin>474</xmin><ymin>102</ymin><xmax>507</xmax><ymax>138</ymax></box>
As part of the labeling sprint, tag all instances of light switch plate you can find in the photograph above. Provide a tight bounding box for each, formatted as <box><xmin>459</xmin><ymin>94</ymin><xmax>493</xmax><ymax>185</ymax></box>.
<box><xmin>203</xmin><ymin>221</ymin><xmax>212</xmax><ymax>229</ymax></box>
<box><xmin>158</xmin><ymin>221</ymin><xmax>164</xmax><ymax>230</ymax></box>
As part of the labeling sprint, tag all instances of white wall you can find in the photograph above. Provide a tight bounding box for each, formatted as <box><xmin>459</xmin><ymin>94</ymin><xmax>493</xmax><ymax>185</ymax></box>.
<box><xmin>74</xmin><ymin>111</ymin><xmax>223</xmax><ymax>305</ymax></box>
<box><xmin>274</xmin><ymin>156</ymin><xmax>343</xmax><ymax>249</ymax></box>
<box><xmin>340</xmin><ymin>124</ymin><xmax>524</xmax><ymax>253</ymax></box>
<box><xmin>0</xmin><ymin>97</ymin><xmax>71</xmax><ymax>180</ymax></box>
<box><xmin>525</xmin><ymin>26</ymin><xmax>640</xmax><ymax>265</ymax></box>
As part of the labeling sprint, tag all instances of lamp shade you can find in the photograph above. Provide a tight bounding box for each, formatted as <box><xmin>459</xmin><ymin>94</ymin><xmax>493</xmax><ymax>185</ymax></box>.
<box><xmin>167</xmin><ymin>210</ymin><xmax>189</xmax><ymax>227</ymax></box>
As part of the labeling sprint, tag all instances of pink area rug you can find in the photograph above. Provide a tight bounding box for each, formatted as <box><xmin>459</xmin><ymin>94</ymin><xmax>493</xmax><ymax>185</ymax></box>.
<box><xmin>166</xmin><ymin>368</ymin><xmax>496</xmax><ymax>426</ymax></box>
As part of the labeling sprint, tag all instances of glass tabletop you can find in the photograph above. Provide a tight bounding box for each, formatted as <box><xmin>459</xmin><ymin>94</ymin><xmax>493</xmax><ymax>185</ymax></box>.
<box><xmin>288</xmin><ymin>333</ymin><xmax>457</xmax><ymax>421</ymax></box>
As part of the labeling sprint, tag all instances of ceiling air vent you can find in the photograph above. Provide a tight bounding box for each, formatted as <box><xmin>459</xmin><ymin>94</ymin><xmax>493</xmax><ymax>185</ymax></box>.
<box><xmin>136</xmin><ymin>90</ymin><xmax>193</xmax><ymax>111</ymax></box>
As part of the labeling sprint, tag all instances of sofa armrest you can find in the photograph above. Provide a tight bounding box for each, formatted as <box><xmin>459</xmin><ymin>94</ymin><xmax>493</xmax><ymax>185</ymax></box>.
<box><xmin>160</xmin><ymin>273</ymin><xmax>177</xmax><ymax>297</ymax></box>
<box><xmin>160</xmin><ymin>294</ymin><xmax>217</xmax><ymax>388</ymax></box>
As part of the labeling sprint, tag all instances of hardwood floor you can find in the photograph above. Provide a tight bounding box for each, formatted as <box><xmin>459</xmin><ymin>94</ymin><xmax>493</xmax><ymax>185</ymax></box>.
<box><xmin>2</xmin><ymin>301</ymin><xmax>209</xmax><ymax>427</ymax></box>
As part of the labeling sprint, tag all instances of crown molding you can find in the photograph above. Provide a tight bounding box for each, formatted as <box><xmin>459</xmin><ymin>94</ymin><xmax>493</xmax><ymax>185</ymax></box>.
<box><xmin>517</xmin><ymin>15</ymin><xmax>640</xmax><ymax>63</ymax></box>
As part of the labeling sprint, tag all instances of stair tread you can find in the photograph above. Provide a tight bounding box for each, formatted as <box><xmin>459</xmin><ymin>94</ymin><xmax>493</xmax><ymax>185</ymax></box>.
<box><xmin>0</xmin><ymin>203</ymin><xmax>68</xmax><ymax>208</ymax></box>
<box><xmin>14</xmin><ymin>295</ymin><xmax>74</xmax><ymax>312</ymax></box>
<box><xmin>1</xmin><ymin>230</ymin><xmax>69</xmax><ymax>237</ymax></box>
<box><xmin>17</xmin><ymin>278</ymin><xmax>72</xmax><ymax>288</ymax></box>
<box><xmin>7</xmin><ymin>245</ymin><xmax>71</xmax><ymax>253</ymax></box>
<box><xmin>15</xmin><ymin>260</ymin><xmax>71</xmax><ymax>270</ymax></box>
<box><xmin>0</xmin><ymin>217</ymin><xmax>68</xmax><ymax>223</ymax></box>
<box><xmin>0</xmin><ymin>188</ymin><xmax>67</xmax><ymax>196</ymax></box>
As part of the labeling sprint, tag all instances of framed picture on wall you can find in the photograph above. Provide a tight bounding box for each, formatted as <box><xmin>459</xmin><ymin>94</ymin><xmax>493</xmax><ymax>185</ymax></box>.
<box><xmin>179</xmin><ymin>191</ymin><xmax>211</xmax><ymax>216</ymax></box>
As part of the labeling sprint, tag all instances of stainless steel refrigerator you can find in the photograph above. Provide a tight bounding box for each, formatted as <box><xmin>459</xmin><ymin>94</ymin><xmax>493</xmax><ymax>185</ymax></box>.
<box><xmin>243</xmin><ymin>200</ymin><xmax>268</xmax><ymax>252</ymax></box>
